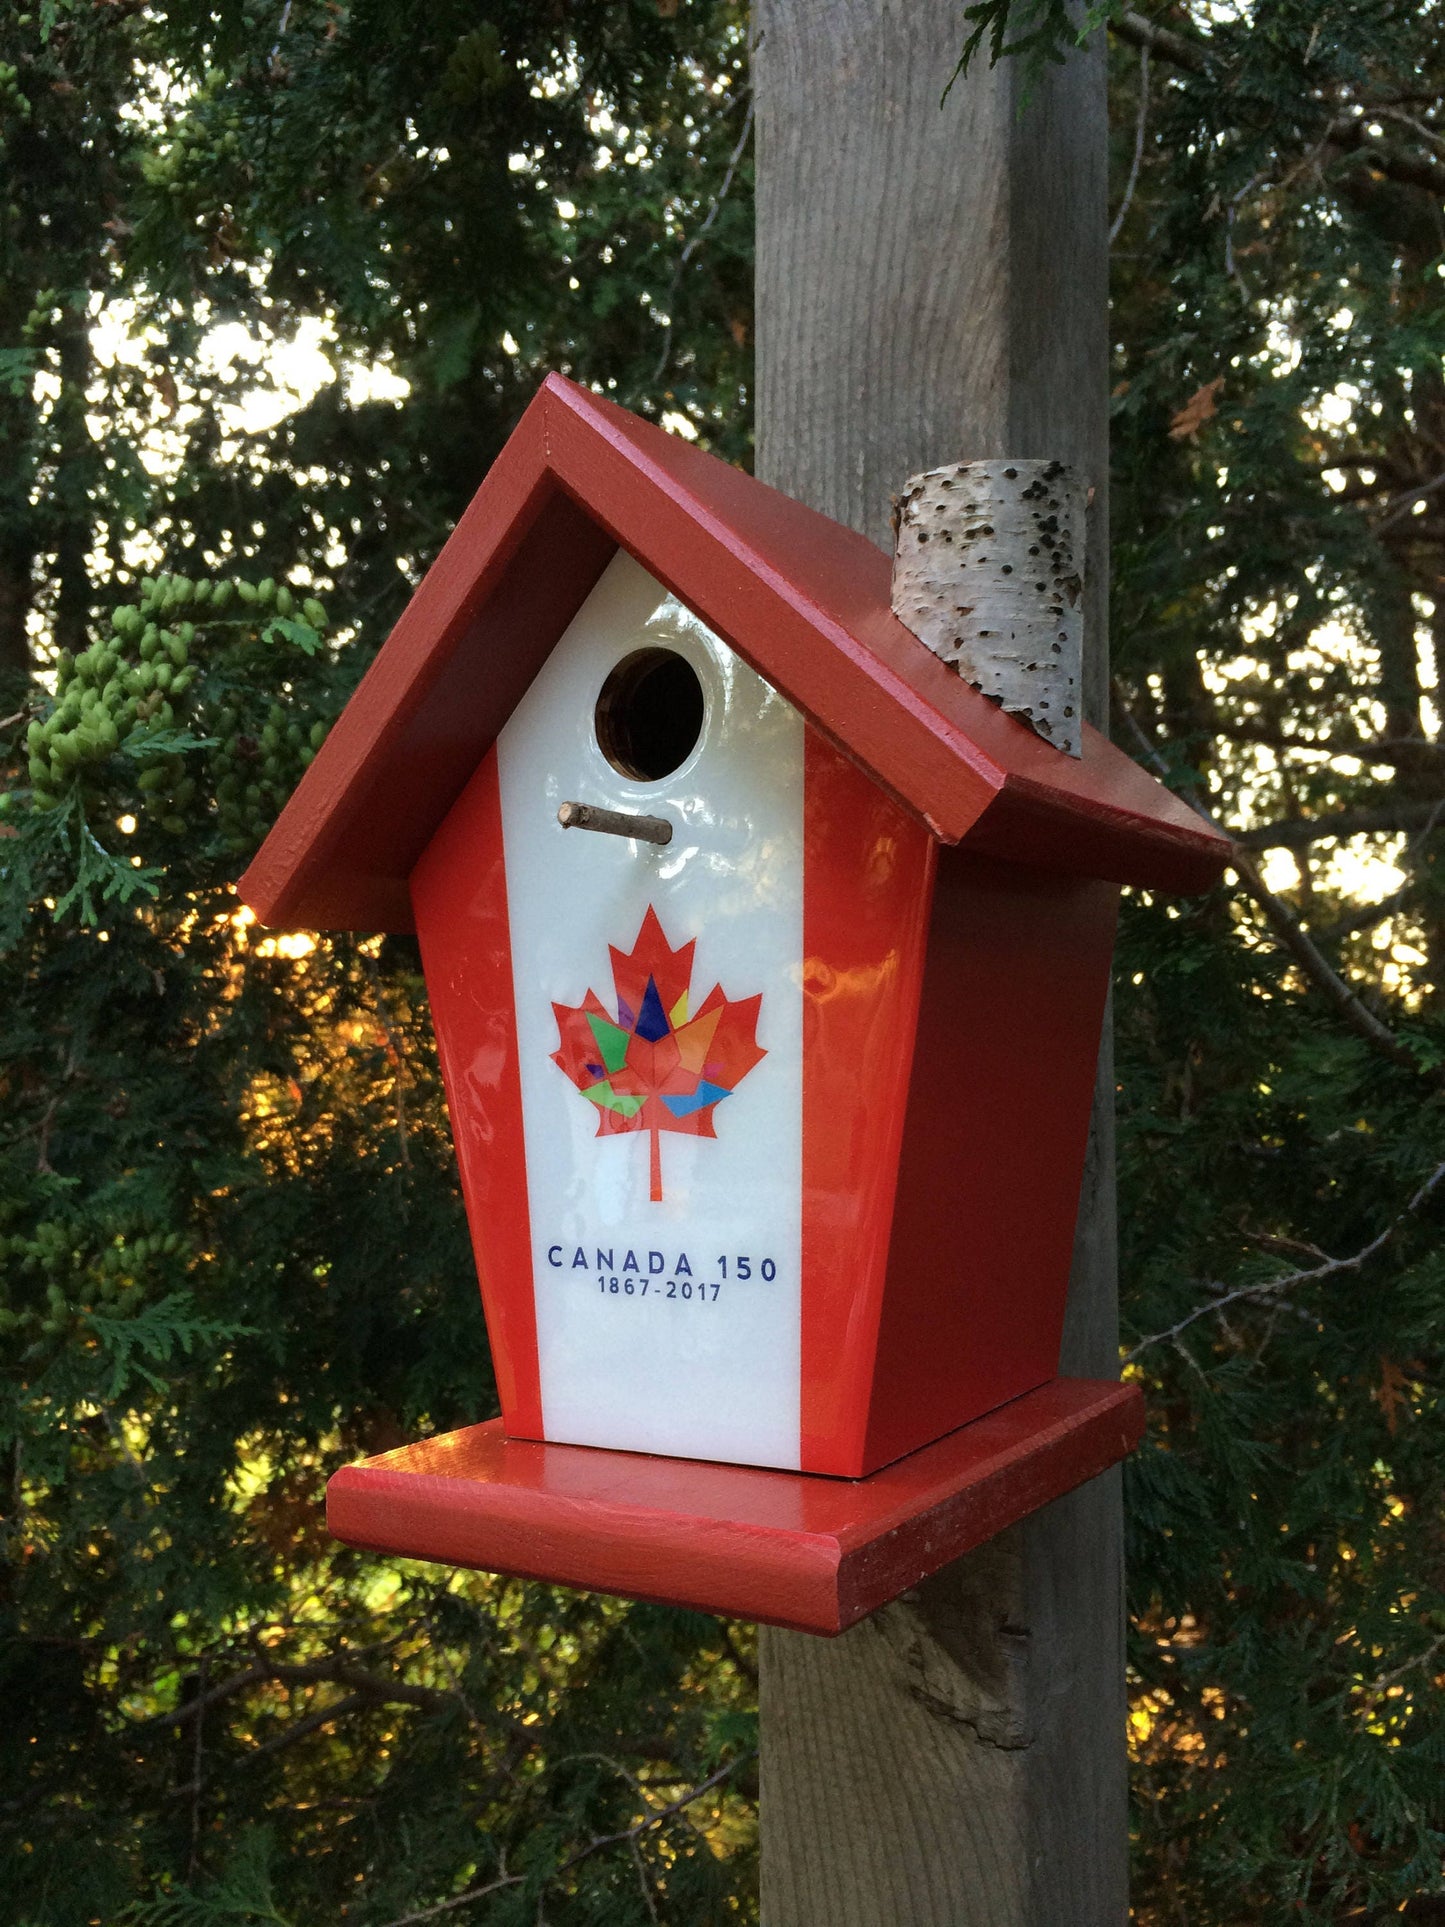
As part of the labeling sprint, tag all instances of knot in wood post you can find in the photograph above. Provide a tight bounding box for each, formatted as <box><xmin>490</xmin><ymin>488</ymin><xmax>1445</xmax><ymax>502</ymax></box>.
<box><xmin>890</xmin><ymin>459</ymin><xmax>1086</xmax><ymax>757</ymax></box>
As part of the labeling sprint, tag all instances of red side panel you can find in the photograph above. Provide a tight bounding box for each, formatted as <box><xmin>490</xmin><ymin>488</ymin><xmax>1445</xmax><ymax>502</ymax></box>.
<box><xmin>862</xmin><ymin>853</ymin><xmax>1118</xmax><ymax>1472</ymax></box>
<box><xmin>800</xmin><ymin>731</ymin><xmax>935</xmax><ymax>1475</ymax></box>
<box><xmin>409</xmin><ymin>750</ymin><xmax>543</xmax><ymax>1438</ymax></box>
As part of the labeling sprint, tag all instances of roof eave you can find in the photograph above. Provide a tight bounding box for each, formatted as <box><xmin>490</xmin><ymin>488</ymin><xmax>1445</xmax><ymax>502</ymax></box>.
<box><xmin>241</xmin><ymin>374</ymin><xmax>1231</xmax><ymax>931</ymax></box>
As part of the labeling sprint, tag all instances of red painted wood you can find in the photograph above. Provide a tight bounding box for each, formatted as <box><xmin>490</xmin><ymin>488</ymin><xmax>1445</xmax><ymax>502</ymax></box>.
<box><xmin>241</xmin><ymin>374</ymin><xmax>1229</xmax><ymax>935</ymax></box>
<box><xmin>799</xmin><ymin>728</ymin><xmax>936</xmax><ymax>1473</ymax></box>
<box><xmin>863</xmin><ymin>851</ymin><xmax>1119</xmax><ymax>1470</ymax></box>
<box><xmin>325</xmin><ymin>1377</ymin><xmax>1144</xmax><ymax>1636</ymax></box>
<box><xmin>239</xmin><ymin>370</ymin><xmax>1212</xmax><ymax>1494</ymax></box>
<box><xmin>403</xmin><ymin>718</ymin><xmax>1095</xmax><ymax>1477</ymax></box>
<box><xmin>541</xmin><ymin>383</ymin><xmax>1222</xmax><ymax>884</ymax></box>
<box><xmin>244</xmin><ymin>483</ymin><xmax>615</xmax><ymax>932</ymax></box>
<box><xmin>410</xmin><ymin>749</ymin><xmax>543</xmax><ymax>1438</ymax></box>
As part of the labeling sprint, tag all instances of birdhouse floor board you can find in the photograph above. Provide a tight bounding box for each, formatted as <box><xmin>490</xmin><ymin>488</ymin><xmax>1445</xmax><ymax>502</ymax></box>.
<box><xmin>326</xmin><ymin>1377</ymin><xmax>1142</xmax><ymax>1636</ymax></box>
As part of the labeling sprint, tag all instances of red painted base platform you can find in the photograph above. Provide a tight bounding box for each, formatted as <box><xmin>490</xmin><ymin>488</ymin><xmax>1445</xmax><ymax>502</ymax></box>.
<box><xmin>326</xmin><ymin>1377</ymin><xmax>1142</xmax><ymax>1637</ymax></box>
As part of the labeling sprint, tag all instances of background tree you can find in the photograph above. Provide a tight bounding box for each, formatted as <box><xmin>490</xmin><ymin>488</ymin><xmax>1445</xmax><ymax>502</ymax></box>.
<box><xmin>1</xmin><ymin>6</ymin><xmax>758</xmax><ymax>1924</ymax></box>
<box><xmin>1103</xmin><ymin>2</ymin><xmax>1445</xmax><ymax>1917</ymax></box>
<box><xmin>2</xmin><ymin>0</ymin><xmax>1445</xmax><ymax>1922</ymax></box>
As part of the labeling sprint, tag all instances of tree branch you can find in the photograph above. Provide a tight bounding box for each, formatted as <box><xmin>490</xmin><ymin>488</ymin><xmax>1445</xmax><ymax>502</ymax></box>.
<box><xmin>299</xmin><ymin>1658</ymin><xmax>453</xmax><ymax>1715</ymax></box>
<box><xmin>1126</xmin><ymin>1157</ymin><xmax>1445</xmax><ymax>1359</ymax></box>
<box><xmin>1108</xmin><ymin>12</ymin><xmax>1445</xmax><ymax>195</ymax></box>
<box><xmin>362</xmin><ymin>950</ymin><xmax>413</xmax><ymax>1172</ymax></box>
<box><xmin>1227</xmin><ymin>843</ymin><xmax>1431</xmax><ymax>1078</ymax></box>
<box><xmin>136</xmin><ymin>1654</ymin><xmax>457</xmax><ymax>1733</ymax></box>
<box><xmin>1111</xmin><ymin>680</ymin><xmax>1441</xmax><ymax>1085</ymax></box>
<box><xmin>373</xmin><ymin>1753</ymin><xmax>756</xmax><ymax>1927</ymax></box>
<box><xmin>1321</xmin><ymin>116</ymin><xmax>1445</xmax><ymax>199</ymax></box>
<box><xmin>1111</xmin><ymin>10</ymin><xmax>1201</xmax><ymax>73</ymax></box>
<box><xmin>1109</xmin><ymin>44</ymin><xmax>1150</xmax><ymax>245</ymax></box>
<box><xmin>653</xmin><ymin>91</ymin><xmax>754</xmax><ymax>383</ymax></box>
<box><xmin>137</xmin><ymin>1664</ymin><xmax>269</xmax><ymax>1729</ymax></box>
<box><xmin>243</xmin><ymin>1690</ymin><xmax>375</xmax><ymax>1762</ymax></box>
<box><xmin>1209</xmin><ymin>719</ymin><xmax>1445</xmax><ymax>772</ymax></box>
<box><xmin>1310</xmin><ymin>884</ymin><xmax>1414</xmax><ymax>944</ymax></box>
<box><xmin>1376</xmin><ymin>466</ymin><xmax>1445</xmax><ymax>534</ymax></box>
<box><xmin>1236</xmin><ymin>798</ymin><xmax>1445</xmax><ymax>850</ymax></box>
<box><xmin>1375</xmin><ymin>103</ymin><xmax>1445</xmax><ymax>158</ymax></box>
<box><xmin>720</xmin><ymin>1621</ymin><xmax>759</xmax><ymax>1687</ymax></box>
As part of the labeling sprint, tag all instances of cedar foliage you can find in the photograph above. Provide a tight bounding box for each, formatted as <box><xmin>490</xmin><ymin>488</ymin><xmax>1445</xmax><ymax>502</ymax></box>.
<box><xmin>0</xmin><ymin>6</ymin><xmax>757</xmax><ymax>1924</ymax></box>
<box><xmin>1098</xmin><ymin>5</ymin><xmax>1445</xmax><ymax>1918</ymax></box>
<box><xmin>0</xmin><ymin>1</ymin><xmax>1443</xmax><ymax>1921</ymax></box>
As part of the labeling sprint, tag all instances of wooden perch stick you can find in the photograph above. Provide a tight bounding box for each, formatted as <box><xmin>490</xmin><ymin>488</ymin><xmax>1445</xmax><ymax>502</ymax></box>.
<box><xmin>558</xmin><ymin>801</ymin><xmax>673</xmax><ymax>846</ymax></box>
<box><xmin>891</xmin><ymin>459</ymin><xmax>1086</xmax><ymax>756</ymax></box>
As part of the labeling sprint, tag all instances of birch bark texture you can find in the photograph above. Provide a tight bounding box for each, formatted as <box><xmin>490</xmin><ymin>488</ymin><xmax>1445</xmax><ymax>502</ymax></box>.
<box><xmin>753</xmin><ymin>4</ymin><xmax>1125</xmax><ymax>1923</ymax></box>
<box><xmin>892</xmin><ymin>460</ymin><xmax>1086</xmax><ymax>755</ymax></box>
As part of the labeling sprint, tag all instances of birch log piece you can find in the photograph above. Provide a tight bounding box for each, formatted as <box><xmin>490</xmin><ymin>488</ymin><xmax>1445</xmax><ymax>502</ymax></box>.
<box><xmin>892</xmin><ymin>460</ymin><xmax>1086</xmax><ymax>757</ymax></box>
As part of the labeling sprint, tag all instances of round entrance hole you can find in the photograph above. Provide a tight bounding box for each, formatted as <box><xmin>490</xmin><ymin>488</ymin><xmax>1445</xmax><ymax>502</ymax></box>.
<box><xmin>594</xmin><ymin>648</ymin><xmax>705</xmax><ymax>782</ymax></box>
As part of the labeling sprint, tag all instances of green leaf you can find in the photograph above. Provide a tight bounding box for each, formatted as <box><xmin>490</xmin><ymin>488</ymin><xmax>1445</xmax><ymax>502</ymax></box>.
<box><xmin>86</xmin><ymin>1293</ymin><xmax>255</xmax><ymax>1400</ymax></box>
<box><xmin>50</xmin><ymin>813</ymin><xmax>161</xmax><ymax>924</ymax></box>
<box><xmin>259</xmin><ymin>616</ymin><xmax>323</xmax><ymax>655</ymax></box>
<box><xmin>121</xmin><ymin>728</ymin><xmax>219</xmax><ymax>760</ymax></box>
<box><xmin>0</xmin><ymin>347</ymin><xmax>40</xmax><ymax>397</ymax></box>
<box><xmin>123</xmin><ymin>1831</ymin><xmax>290</xmax><ymax>1925</ymax></box>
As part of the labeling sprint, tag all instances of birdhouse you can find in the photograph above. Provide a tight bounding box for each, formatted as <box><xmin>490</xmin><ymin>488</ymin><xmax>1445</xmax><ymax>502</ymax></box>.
<box><xmin>242</xmin><ymin>375</ymin><xmax>1228</xmax><ymax>1632</ymax></box>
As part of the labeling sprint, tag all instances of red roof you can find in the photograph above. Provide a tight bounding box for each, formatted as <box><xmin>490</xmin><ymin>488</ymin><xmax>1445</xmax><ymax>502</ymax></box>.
<box><xmin>242</xmin><ymin>374</ymin><xmax>1228</xmax><ymax>931</ymax></box>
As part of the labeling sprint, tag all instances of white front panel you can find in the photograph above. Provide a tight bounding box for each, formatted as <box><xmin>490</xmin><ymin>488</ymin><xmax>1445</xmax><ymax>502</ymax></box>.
<box><xmin>497</xmin><ymin>550</ymin><xmax>804</xmax><ymax>1468</ymax></box>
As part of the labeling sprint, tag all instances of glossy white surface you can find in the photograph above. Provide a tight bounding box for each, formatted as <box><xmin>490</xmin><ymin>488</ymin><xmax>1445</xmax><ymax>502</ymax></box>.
<box><xmin>497</xmin><ymin>550</ymin><xmax>805</xmax><ymax>1469</ymax></box>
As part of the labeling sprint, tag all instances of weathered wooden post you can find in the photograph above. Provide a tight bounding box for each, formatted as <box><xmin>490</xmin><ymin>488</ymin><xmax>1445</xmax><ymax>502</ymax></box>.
<box><xmin>753</xmin><ymin>4</ymin><xmax>1123</xmax><ymax>1920</ymax></box>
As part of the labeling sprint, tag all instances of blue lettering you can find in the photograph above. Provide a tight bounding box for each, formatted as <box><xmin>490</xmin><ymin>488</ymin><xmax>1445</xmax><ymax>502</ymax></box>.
<box><xmin>571</xmin><ymin>1248</ymin><xmax>588</xmax><ymax>1269</ymax></box>
<box><xmin>648</xmin><ymin>1250</ymin><xmax>665</xmax><ymax>1274</ymax></box>
<box><xmin>623</xmin><ymin>1249</ymin><xmax>640</xmax><ymax>1274</ymax></box>
<box><xmin>596</xmin><ymin>1247</ymin><xmax>614</xmax><ymax>1271</ymax></box>
<box><xmin>675</xmin><ymin>1253</ymin><xmax>693</xmax><ymax>1276</ymax></box>
<box><xmin>548</xmin><ymin>1245</ymin><xmax>562</xmax><ymax>1268</ymax></box>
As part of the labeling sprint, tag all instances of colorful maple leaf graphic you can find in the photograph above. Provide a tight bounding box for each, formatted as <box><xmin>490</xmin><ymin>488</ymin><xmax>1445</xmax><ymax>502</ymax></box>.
<box><xmin>551</xmin><ymin>906</ymin><xmax>766</xmax><ymax>1203</ymax></box>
